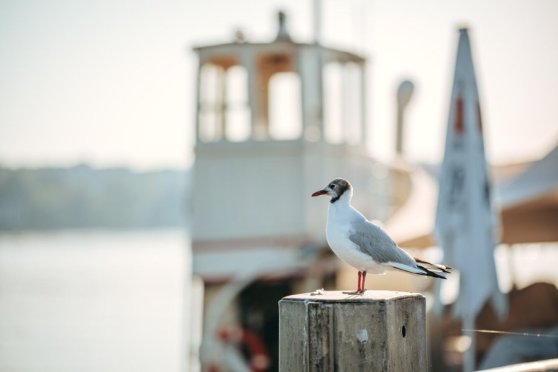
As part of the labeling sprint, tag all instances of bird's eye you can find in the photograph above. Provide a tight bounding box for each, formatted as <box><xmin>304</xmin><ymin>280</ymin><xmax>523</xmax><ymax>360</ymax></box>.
<box><xmin>329</xmin><ymin>184</ymin><xmax>335</xmax><ymax>189</ymax></box>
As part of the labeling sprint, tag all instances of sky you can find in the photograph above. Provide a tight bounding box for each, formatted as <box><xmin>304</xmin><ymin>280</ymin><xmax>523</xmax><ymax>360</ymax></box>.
<box><xmin>0</xmin><ymin>0</ymin><xmax>557</xmax><ymax>169</ymax></box>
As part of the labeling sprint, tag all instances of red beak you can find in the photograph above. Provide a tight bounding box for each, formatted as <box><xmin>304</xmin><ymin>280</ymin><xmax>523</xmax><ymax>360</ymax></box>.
<box><xmin>311</xmin><ymin>189</ymin><xmax>327</xmax><ymax>197</ymax></box>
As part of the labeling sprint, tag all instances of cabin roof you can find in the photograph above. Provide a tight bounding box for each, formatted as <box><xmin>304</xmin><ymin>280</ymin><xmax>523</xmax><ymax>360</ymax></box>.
<box><xmin>193</xmin><ymin>41</ymin><xmax>367</xmax><ymax>64</ymax></box>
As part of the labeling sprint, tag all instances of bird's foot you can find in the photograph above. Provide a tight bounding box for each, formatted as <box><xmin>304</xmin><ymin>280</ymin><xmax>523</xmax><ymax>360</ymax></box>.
<box><xmin>343</xmin><ymin>289</ymin><xmax>366</xmax><ymax>295</ymax></box>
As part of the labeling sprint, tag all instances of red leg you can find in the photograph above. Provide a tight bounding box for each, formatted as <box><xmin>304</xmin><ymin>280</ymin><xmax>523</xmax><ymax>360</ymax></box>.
<box><xmin>357</xmin><ymin>271</ymin><xmax>362</xmax><ymax>292</ymax></box>
<box><xmin>360</xmin><ymin>271</ymin><xmax>367</xmax><ymax>294</ymax></box>
<box><xmin>343</xmin><ymin>271</ymin><xmax>363</xmax><ymax>295</ymax></box>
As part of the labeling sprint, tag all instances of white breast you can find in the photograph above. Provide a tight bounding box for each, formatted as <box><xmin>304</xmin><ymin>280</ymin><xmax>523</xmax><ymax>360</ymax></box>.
<box><xmin>325</xmin><ymin>201</ymin><xmax>386</xmax><ymax>274</ymax></box>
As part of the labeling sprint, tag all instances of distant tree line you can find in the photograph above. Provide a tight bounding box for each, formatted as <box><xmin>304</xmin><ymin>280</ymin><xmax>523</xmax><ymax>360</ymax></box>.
<box><xmin>0</xmin><ymin>164</ymin><xmax>189</xmax><ymax>230</ymax></box>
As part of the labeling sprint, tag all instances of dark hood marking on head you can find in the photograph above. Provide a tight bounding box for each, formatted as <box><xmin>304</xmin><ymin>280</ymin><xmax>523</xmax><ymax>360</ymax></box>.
<box><xmin>329</xmin><ymin>178</ymin><xmax>351</xmax><ymax>204</ymax></box>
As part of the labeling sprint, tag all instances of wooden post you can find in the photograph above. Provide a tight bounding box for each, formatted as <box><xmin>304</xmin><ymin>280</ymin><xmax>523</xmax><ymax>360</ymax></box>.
<box><xmin>279</xmin><ymin>290</ymin><xmax>426</xmax><ymax>371</ymax></box>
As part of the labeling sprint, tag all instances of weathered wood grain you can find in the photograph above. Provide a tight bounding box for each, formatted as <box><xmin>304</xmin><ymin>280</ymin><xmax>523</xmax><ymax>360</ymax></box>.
<box><xmin>279</xmin><ymin>290</ymin><xmax>426</xmax><ymax>372</ymax></box>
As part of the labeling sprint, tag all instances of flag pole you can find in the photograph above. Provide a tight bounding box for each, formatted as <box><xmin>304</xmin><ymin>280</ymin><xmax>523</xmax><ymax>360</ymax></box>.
<box><xmin>463</xmin><ymin>315</ymin><xmax>476</xmax><ymax>372</ymax></box>
<box><xmin>313</xmin><ymin>0</ymin><xmax>321</xmax><ymax>44</ymax></box>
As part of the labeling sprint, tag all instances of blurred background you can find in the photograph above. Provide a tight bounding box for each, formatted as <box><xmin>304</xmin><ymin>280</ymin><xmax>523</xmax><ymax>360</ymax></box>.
<box><xmin>1</xmin><ymin>0</ymin><xmax>557</xmax><ymax>371</ymax></box>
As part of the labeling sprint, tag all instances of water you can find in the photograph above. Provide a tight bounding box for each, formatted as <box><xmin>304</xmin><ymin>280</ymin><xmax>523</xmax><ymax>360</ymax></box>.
<box><xmin>1</xmin><ymin>229</ymin><xmax>555</xmax><ymax>372</ymax></box>
<box><xmin>0</xmin><ymin>229</ymin><xmax>190</xmax><ymax>372</ymax></box>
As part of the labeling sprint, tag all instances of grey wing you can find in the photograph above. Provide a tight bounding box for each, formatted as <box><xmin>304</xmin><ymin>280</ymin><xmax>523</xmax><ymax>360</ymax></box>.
<box><xmin>348</xmin><ymin>219</ymin><xmax>416</xmax><ymax>266</ymax></box>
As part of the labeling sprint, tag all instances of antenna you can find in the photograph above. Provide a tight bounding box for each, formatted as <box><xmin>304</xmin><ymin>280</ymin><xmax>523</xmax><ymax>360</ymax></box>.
<box><xmin>313</xmin><ymin>0</ymin><xmax>322</xmax><ymax>44</ymax></box>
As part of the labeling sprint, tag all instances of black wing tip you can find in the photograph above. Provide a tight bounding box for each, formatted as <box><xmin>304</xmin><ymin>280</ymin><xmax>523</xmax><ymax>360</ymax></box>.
<box><xmin>413</xmin><ymin>257</ymin><xmax>453</xmax><ymax>274</ymax></box>
<box><xmin>417</xmin><ymin>265</ymin><xmax>448</xmax><ymax>279</ymax></box>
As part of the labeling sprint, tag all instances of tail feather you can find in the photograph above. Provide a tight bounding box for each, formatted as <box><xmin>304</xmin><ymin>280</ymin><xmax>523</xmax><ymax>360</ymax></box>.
<box><xmin>385</xmin><ymin>258</ymin><xmax>453</xmax><ymax>279</ymax></box>
<box><xmin>416</xmin><ymin>264</ymin><xmax>447</xmax><ymax>279</ymax></box>
<box><xmin>413</xmin><ymin>257</ymin><xmax>453</xmax><ymax>274</ymax></box>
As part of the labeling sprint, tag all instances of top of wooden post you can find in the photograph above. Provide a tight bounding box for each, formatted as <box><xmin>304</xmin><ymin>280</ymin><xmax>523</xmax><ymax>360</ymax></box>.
<box><xmin>281</xmin><ymin>290</ymin><xmax>424</xmax><ymax>303</ymax></box>
<box><xmin>279</xmin><ymin>290</ymin><xmax>427</xmax><ymax>371</ymax></box>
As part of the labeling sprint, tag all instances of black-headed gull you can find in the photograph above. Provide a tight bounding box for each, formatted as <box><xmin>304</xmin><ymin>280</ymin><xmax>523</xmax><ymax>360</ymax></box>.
<box><xmin>312</xmin><ymin>178</ymin><xmax>451</xmax><ymax>294</ymax></box>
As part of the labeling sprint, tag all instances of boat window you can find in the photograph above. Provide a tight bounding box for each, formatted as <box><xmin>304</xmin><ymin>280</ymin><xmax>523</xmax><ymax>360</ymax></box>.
<box><xmin>323</xmin><ymin>63</ymin><xmax>343</xmax><ymax>143</ymax></box>
<box><xmin>323</xmin><ymin>62</ymin><xmax>364</xmax><ymax>144</ymax></box>
<box><xmin>225</xmin><ymin>66</ymin><xmax>250</xmax><ymax>141</ymax></box>
<box><xmin>199</xmin><ymin>64</ymin><xmax>224</xmax><ymax>142</ymax></box>
<box><xmin>344</xmin><ymin>62</ymin><xmax>363</xmax><ymax>144</ymax></box>
<box><xmin>268</xmin><ymin>72</ymin><xmax>301</xmax><ymax>140</ymax></box>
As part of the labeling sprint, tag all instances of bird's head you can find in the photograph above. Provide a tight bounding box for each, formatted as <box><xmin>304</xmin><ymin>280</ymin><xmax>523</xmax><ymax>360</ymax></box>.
<box><xmin>311</xmin><ymin>178</ymin><xmax>352</xmax><ymax>203</ymax></box>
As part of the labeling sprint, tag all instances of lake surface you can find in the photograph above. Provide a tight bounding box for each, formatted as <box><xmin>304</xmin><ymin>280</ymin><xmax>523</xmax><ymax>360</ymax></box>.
<box><xmin>0</xmin><ymin>229</ymin><xmax>190</xmax><ymax>372</ymax></box>
<box><xmin>1</xmin><ymin>229</ymin><xmax>556</xmax><ymax>372</ymax></box>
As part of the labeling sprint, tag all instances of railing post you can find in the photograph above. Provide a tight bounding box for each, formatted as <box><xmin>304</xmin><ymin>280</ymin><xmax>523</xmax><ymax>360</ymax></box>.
<box><xmin>279</xmin><ymin>290</ymin><xmax>426</xmax><ymax>371</ymax></box>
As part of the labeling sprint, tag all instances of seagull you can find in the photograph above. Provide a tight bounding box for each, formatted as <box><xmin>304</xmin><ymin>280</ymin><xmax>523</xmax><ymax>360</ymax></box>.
<box><xmin>312</xmin><ymin>178</ymin><xmax>452</xmax><ymax>294</ymax></box>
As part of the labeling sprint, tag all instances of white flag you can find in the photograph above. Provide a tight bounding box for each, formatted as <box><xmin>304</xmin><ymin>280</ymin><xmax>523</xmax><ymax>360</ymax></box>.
<box><xmin>435</xmin><ymin>29</ymin><xmax>507</xmax><ymax>321</ymax></box>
